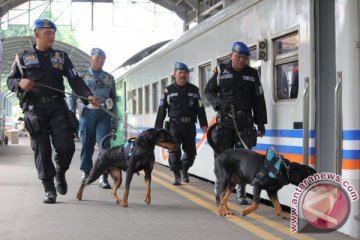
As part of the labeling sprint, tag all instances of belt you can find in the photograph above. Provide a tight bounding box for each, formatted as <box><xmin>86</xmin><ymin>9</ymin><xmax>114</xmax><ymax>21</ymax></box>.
<box><xmin>171</xmin><ymin>116</ymin><xmax>194</xmax><ymax>123</ymax></box>
<box><xmin>27</xmin><ymin>95</ymin><xmax>63</xmax><ymax>104</ymax></box>
<box><xmin>86</xmin><ymin>103</ymin><xmax>105</xmax><ymax>109</ymax></box>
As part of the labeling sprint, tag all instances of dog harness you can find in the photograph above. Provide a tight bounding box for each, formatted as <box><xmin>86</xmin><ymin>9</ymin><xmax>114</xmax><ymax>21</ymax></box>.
<box><xmin>124</xmin><ymin>138</ymin><xmax>136</xmax><ymax>158</ymax></box>
<box><xmin>250</xmin><ymin>147</ymin><xmax>289</xmax><ymax>185</ymax></box>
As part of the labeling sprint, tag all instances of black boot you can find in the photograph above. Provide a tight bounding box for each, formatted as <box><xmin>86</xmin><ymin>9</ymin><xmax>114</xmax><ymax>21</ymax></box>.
<box><xmin>236</xmin><ymin>184</ymin><xmax>251</xmax><ymax>205</ymax></box>
<box><xmin>172</xmin><ymin>170</ymin><xmax>181</xmax><ymax>185</ymax></box>
<box><xmin>181</xmin><ymin>169</ymin><xmax>189</xmax><ymax>183</ymax></box>
<box><xmin>55</xmin><ymin>166</ymin><xmax>68</xmax><ymax>195</ymax></box>
<box><xmin>42</xmin><ymin>178</ymin><xmax>57</xmax><ymax>204</ymax></box>
<box><xmin>99</xmin><ymin>173</ymin><xmax>111</xmax><ymax>189</ymax></box>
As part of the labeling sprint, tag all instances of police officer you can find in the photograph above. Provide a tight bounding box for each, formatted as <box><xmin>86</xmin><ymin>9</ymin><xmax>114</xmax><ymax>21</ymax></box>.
<box><xmin>155</xmin><ymin>62</ymin><xmax>208</xmax><ymax>185</ymax></box>
<box><xmin>7</xmin><ymin>19</ymin><xmax>100</xmax><ymax>204</ymax></box>
<box><xmin>204</xmin><ymin>42</ymin><xmax>267</xmax><ymax>204</ymax></box>
<box><xmin>68</xmin><ymin>48</ymin><xmax>118</xmax><ymax>189</ymax></box>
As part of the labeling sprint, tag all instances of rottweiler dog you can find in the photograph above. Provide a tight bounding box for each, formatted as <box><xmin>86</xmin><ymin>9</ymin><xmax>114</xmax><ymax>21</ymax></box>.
<box><xmin>207</xmin><ymin>125</ymin><xmax>316</xmax><ymax>219</ymax></box>
<box><xmin>76</xmin><ymin>128</ymin><xmax>177</xmax><ymax>207</ymax></box>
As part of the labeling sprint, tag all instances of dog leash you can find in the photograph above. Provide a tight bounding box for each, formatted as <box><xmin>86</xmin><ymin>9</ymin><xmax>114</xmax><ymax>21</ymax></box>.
<box><xmin>33</xmin><ymin>83</ymin><xmax>143</xmax><ymax>134</ymax></box>
<box><xmin>229</xmin><ymin>105</ymin><xmax>249</xmax><ymax>150</ymax></box>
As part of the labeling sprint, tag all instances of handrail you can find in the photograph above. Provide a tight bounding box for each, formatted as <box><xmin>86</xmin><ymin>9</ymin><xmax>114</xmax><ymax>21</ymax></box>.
<box><xmin>303</xmin><ymin>77</ymin><xmax>310</xmax><ymax>165</ymax></box>
<box><xmin>334</xmin><ymin>71</ymin><xmax>343</xmax><ymax>175</ymax></box>
<box><xmin>302</xmin><ymin>77</ymin><xmax>310</xmax><ymax>165</ymax></box>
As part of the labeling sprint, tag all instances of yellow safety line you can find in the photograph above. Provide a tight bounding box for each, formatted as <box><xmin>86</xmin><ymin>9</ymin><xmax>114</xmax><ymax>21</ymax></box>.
<box><xmin>151</xmin><ymin>174</ymin><xmax>281</xmax><ymax>240</ymax></box>
<box><xmin>153</xmin><ymin>169</ymin><xmax>314</xmax><ymax>240</ymax></box>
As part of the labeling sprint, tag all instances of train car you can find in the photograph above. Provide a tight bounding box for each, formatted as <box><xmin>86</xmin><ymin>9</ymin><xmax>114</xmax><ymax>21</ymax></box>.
<box><xmin>115</xmin><ymin>0</ymin><xmax>359</xmax><ymax>237</ymax></box>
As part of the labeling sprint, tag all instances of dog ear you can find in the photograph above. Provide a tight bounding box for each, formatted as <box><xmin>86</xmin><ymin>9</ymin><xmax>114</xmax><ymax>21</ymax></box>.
<box><xmin>143</xmin><ymin>128</ymin><xmax>158</xmax><ymax>140</ymax></box>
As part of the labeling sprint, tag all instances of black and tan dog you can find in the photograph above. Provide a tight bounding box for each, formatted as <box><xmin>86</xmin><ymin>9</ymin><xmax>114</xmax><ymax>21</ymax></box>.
<box><xmin>207</xmin><ymin>125</ymin><xmax>316</xmax><ymax>219</ymax></box>
<box><xmin>76</xmin><ymin>128</ymin><xmax>177</xmax><ymax>207</ymax></box>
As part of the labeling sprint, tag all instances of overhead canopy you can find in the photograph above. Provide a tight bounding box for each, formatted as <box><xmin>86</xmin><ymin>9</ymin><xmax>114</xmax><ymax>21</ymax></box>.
<box><xmin>115</xmin><ymin>39</ymin><xmax>171</xmax><ymax>70</ymax></box>
<box><xmin>0</xmin><ymin>0</ymin><xmax>224</xmax><ymax>26</ymax></box>
<box><xmin>0</xmin><ymin>0</ymin><xmax>27</xmax><ymax>18</ymax></box>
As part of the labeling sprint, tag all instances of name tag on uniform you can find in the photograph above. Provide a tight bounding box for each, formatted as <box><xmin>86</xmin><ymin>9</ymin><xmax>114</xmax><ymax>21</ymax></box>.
<box><xmin>167</xmin><ymin>92</ymin><xmax>178</xmax><ymax>103</ymax></box>
<box><xmin>220</xmin><ymin>73</ymin><xmax>233</xmax><ymax>80</ymax></box>
<box><xmin>187</xmin><ymin>93</ymin><xmax>199</xmax><ymax>98</ymax></box>
<box><xmin>51</xmin><ymin>52</ymin><xmax>65</xmax><ymax>70</ymax></box>
<box><xmin>243</xmin><ymin>75</ymin><xmax>255</xmax><ymax>82</ymax></box>
<box><xmin>23</xmin><ymin>54</ymin><xmax>39</xmax><ymax>67</ymax></box>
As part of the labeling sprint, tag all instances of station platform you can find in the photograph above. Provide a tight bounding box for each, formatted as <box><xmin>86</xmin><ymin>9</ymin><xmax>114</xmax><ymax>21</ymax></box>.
<box><xmin>0</xmin><ymin>137</ymin><xmax>356</xmax><ymax>240</ymax></box>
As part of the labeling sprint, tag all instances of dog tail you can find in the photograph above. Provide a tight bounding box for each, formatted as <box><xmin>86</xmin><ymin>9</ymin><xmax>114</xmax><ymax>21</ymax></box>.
<box><xmin>99</xmin><ymin>132</ymin><xmax>116</xmax><ymax>152</ymax></box>
<box><xmin>207</xmin><ymin>123</ymin><xmax>224</xmax><ymax>154</ymax></box>
<box><xmin>85</xmin><ymin>154</ymin><xmax>113</xmax><ymax>185</ymax></box>
<box><xmin>85</xmin><ymin>133</ymin><xmax>117</xmax><ymax>185</ymax></box>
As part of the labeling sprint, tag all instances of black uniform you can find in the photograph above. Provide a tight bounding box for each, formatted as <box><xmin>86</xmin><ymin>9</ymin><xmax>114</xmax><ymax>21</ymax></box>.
<box><xmin>205</xmin><ymin>61</ymin><xmax>267</xmax><ymax>202</ymax></box>
<box><xmin>7</xmin><ymin>45</ymin><xmax>92</xmax><ymax>181</ymax></box>
<box><xmin>205</xmin><ymin>62</ymin><xmax>267</xmax><ymax>150</ymax></box>
<box><xmin>155</xmin><ymin>82</ymin><xmax>208</xmax><ymax>172</ymax></box>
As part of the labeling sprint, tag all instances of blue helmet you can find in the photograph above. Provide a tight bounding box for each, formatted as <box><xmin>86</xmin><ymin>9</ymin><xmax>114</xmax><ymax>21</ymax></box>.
<box><xmin>34</xmin><ymin>18</ymin><xmax>57</xmax><ymax>31</ymax></box>
<box><xmin>232</xmin><ymin>42</ymin><xmax>250</xmax><ymax>56</ymax></box>
<box><xmin>174</xmin><ymin>62</ymin><xmax>189</xmax><ymax>72</ymax></box>
<box><xmin>91</xmin><ymin>48</ymin><xmax>106</xmax><ymax>59</ymax></box>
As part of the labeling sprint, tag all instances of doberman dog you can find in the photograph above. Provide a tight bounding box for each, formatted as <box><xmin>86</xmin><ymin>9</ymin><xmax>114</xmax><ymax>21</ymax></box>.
<box><xmin>76</xmin><ymin>128</ymin><xmax>177</xmax><ymax>207</ymax></box>
<box><xmin>207</xmin><ymin>125</ymin><xmax>316</xmax><ymax>219</ymax></box>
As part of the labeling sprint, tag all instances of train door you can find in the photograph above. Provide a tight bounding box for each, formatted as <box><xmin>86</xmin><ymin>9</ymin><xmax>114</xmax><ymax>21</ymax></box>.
<box><xmin>314</xmin><ymin>0</ymin><xmax>338</xmax><ymax>173</ymax></box>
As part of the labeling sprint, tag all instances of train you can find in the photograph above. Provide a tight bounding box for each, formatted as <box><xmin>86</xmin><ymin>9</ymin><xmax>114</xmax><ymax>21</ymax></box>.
<box><xmin>114</xmin><ymin>0</ymin><xmax>359</xmax><ymax>237</ymax></box>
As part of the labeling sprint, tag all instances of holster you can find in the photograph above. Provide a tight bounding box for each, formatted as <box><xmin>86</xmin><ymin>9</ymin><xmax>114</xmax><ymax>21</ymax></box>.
<box><xmin>242</xmin><ymin>125</ymin><xmax>257</xmax><ymax>147</ymax></box>
<box><xmin>24</xmin><ymin>107</ymin><xmax>41</xmax><ymax>135</ymax></box>
<box><xmin>67</xmin><ymin>110</ymin><xmax>79</xmax><ymax>137</ymax></box>
<box><xmin>234</xmin><ymin>111</ymin><xmax>253</xmax><ymax>129</ymax></box>
<box><xmin>164</xmin><ymin>121</ymin><xmax>170</xmax><ymax>131</ymax></box>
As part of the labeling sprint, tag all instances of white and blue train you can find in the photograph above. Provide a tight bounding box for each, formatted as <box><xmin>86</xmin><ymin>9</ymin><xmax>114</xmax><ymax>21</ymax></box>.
<box><xmin>115</xmin><ymin>0</ymin><xmax>360</xmax><ymax>237</ymax></box>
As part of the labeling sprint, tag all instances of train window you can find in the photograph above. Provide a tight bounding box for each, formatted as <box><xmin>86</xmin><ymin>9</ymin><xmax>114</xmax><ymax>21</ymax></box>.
<box><xmin>217</xmin><ymin>55</ymin><xmax>230</xmax><ymax>72</ymax></box>
<box><xmin>188</xmin><ymin>68</ymin><xmax>195</xmax><ymax>85</ymax></box>
<box><xmin>145</xmin><ymin>85</ymin><xmax>150</xmax><ymax>114</ymax></box>
<box><xmin>131</xmin><ymin>89</ymin><xmax>137</xmax><ymax>114</ymax></box>
<box><xmin>249</xmin><ymin>47</ymin><xmax>262</xmax><ymax>79</ymax></box>
<box><xmin>152</xmin><ymin>82</ymin><xmax>159</xmax><ymax>113</ymax></box>
<box><xmin>273</xmin><ymin>32</ymin><xmax>299</xmax><ymax>101</ymax></box>
<box><xmin>199</xmin><ymin>63</ymin><xmax>212</xmax><ymax>106</ymax></box>
<box><xmin>161</xmin><ymin>78</ymin><xmax>168</xmax><ymax>92</ymax></box>
<box><xmin>138</xmin><ymin>88</ymin><xmax>143</xmax><ymax>114</ymax></box>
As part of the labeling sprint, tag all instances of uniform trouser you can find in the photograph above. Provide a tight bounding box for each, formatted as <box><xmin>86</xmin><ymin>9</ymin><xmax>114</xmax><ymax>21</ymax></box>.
<box><xmin>213</xmin><ymin>125</ymin><xmax>250</xmax><ymax>196</ymax></box>
<box><xmin>168</xmin><ymin>121</ymin><xmax>196</xmax><ymax>172</ymax></box>
<box><xmin>79</xmin><ymin>108</ymin><xmax>111</xmax><ymax>174</ymax></box>
<box><xmin>27</xmin><ymin>102</ymin><xmax>75</xmax><ymax>180</ymax></box>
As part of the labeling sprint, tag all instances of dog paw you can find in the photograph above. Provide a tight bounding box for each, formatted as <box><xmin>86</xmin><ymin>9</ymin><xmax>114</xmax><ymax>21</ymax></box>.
<box><xmin>279</xmin><ymin>212</ymin><xmax>290</xmax><ymax>220</ymax></box>
<box><xmin>242</xmin><ymin>209</ymin><xmax>250</xmax><ymax>217</ymax></box>
<box><xmin>76</xmin><ymin>193</ymin><xmax>82</xmax><ymax>201</ymax></box>
<box><xmin>120</xmin><ymin>200</ymin><xmax>128</xmax><ymax>207</ymax></box>
<box><xmin>144</xmin><ymin>195</ymin><xmax>151</xmax><ymax>205</ymax></box>
<box><xmin>225</xmin><ymin>210</ymin><xmax>233</xmax><ymax>216</ymax></box>
<box><xmin>218</xmin><ymin>209</ymin><xmax>233</xmax><ymax>216</ymax></box>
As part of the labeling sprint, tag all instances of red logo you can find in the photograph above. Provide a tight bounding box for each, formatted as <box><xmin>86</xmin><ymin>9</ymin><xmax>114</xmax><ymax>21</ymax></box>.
<box><xmin>301</xmin><ymin>183</ymin><xmax>350</xmax><ymax>230</ymax></box>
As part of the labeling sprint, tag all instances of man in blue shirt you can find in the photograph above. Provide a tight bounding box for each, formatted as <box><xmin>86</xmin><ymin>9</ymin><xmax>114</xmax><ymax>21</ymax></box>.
<box><xmin>68</xmin><ymin>48</ymin><xmax>118</xmax><ymax>189</ymax></box>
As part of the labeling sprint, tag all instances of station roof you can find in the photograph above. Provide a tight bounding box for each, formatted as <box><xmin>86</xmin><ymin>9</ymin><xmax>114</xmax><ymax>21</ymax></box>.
<box><xmin>0</xmin><ymin>0</ymin><xmax>197</xmax><ymax>20</ymax></box>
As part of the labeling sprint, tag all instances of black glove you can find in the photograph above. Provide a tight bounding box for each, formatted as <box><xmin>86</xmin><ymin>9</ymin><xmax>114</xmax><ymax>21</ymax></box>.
<box><xmin>257</xmin><ymin>124</ymin><xmax>265</xmax><ymax>136</ymax></box>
